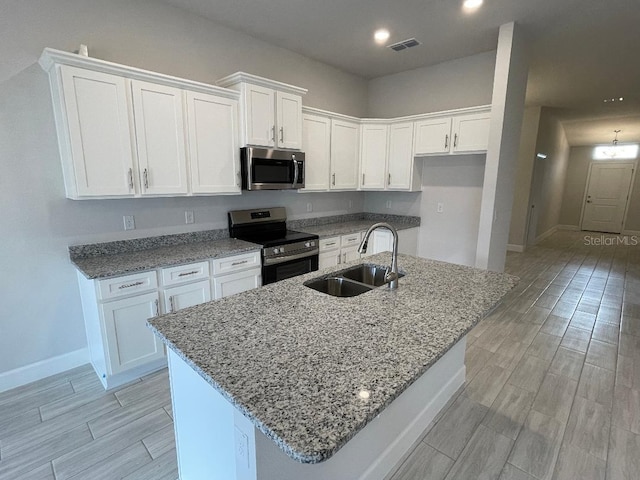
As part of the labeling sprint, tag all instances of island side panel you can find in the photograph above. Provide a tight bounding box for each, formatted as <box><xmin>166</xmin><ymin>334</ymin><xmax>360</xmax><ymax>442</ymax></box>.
<box><xmin>254</xmin><ymin>337</ymin><xmax>466</xmax><ymax>480</ymax></box>
<box><xmin>168</xmin><ymin>349</ymin><xmax>256</xmax><ymax>480</ymax></box>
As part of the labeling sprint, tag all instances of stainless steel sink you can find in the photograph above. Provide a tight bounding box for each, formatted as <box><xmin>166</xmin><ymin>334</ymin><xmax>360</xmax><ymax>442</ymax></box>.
<box><xmin>339</xmin><ymin>264</ymin><xmax>405</xmax><ymax>287</ymax></box>
<box><xmin>304</xmin><ymin>277</ymin><xmax>373</xmax><ymax>297</ymax></box>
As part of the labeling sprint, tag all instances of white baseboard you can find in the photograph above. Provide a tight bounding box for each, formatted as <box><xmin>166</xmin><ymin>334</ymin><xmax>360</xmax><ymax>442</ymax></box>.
<box><xmin>557</xmin><ymin>225</ymin><xmax>580</xmax><ymax>231</ymax></box>
<box><xmin>622</xmin><ymin>230</ymin><xmax>640</xmax><ymax>236</ymax></box>
<box><xmin>507</xmin><ymin>244</ymin><xmax>525</xmax><ymax>253</ymax></box>
<box><xmin>535</xmin><ymin>225</ymin><xmax>559</xmax><ymax>243</ymax></box>
<box><xmin>0</xmin><ymin>348</ymin><xmax>89</xmax><ymax>393</ymax></box>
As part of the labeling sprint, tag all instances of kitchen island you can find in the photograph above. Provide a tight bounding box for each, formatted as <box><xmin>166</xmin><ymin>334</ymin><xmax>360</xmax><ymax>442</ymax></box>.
<box><xmin>148</xmin><ymin>253</ymin><xmax>517</xmax><ymax>480</ymax></box>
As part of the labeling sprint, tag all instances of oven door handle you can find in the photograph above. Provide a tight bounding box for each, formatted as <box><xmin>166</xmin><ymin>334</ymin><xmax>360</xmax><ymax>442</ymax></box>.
<box><xmin>263</xmin><ymin>248</ymin><xmax>319</xmax><ymax>266</ymax></box>
<box><xmin>292</xmin><ymin>157</ymin><xmax>299</xmax><ymax>188</ymax></box>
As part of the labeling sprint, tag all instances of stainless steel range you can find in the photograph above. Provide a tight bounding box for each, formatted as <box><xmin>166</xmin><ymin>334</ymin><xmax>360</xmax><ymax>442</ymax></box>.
<box><xmin>228</xmin><ymin>207</ymin><xmax>319</xmax><ymax>285</ymax></box>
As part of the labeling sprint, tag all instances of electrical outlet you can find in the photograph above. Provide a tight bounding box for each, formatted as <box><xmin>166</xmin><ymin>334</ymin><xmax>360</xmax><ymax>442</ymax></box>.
<box><xmin>386</xmin><ymin>200</ymin><xmax>392</xmax><ymax>209</ymax></box>
<box><xmin>437</xmin><ymin>202</ymin><xmax>444</xmax><ymax>213</ymax></box>
<box><xmin>123</xmin><ymin>215</ymin><xmax>135</xmax><ymax>230</ymax></box>
<box><xmin>234</xmin><ymin>427</ymin><xmax>249</xmax><ymax>469</ymax></box>
<box><xmin>306</xmin><ymin>203</ymin><xmax>313</xmax><ymax>213</ymax></box>
<box><xmin>185</xmin><ymin>210</ymin><xmax>194</xmax><ymax>224</ymax></box>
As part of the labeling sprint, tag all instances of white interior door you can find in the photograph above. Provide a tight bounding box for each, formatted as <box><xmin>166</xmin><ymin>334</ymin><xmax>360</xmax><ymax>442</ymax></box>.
<box><xmin>581</xmin><ymin>161</ymin><xmax>635</xmax><ymax>233</ymax></box>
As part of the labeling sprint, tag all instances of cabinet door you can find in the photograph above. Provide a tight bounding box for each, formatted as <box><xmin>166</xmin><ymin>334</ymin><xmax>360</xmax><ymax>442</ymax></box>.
<box><xmin>186</xmin><ymin>91</ymin><xmax>240</xmax><ymax>194</ymax></box>
<box><xmin>414</xmin><ymin>117</ymin><xmax>452</xmax><ymax>155</ymax></box>
<box><xmin>387</xmin><ymin>122</ymin><xmax>415</xmax><ymax>190</ymax></box>
<box><xmin>330</xmin><ymin>119</ymin><xmax>360</xmax><ymax>190</ymax></box>
<box><xmin>163</xmin><ymin>280</ymin><xmax>211</xmax><ymax>313</ymax></box>
<box><xmin>213</xmin><ymin>268</ymin><xmax>262</xmax><ymax>299</ymax></box>
<box><xmin>59</xmin><ymin>66</ymin><xmax>135</xmax><ymax>197</ymax></box>
<box><xmin>360</xmin><ymin>124</ymin><xmax>388</xmax><ymax>190</ymax></box>
<box><xmin>100</xmin><ymin>292</ymin><xmax>164</xmax><ymax>375</ymax></box>
<box><xmin>131</xmin><ymin>80</ymin><xmax>188</xmax><ymax>195</ymax></box>
<box><xmin>276</xmin><ymin>91</ymin><xmax>302</xmax><ymax>150</ymax></box>
<box><xmin>301</xmin><ymin>114</ymin><xmax>331</xmax><ymax>191</ymax></box>
<box><xmin>371</xmin><ymin>230</ymin><xmax>394</xmax><ymax>254</ymax></box>
<box><xmin>341</xmin><ymin>245</ymin><xmax>361</xmax><ymax>264</ymax></box>
<box><xmin>244</xmin><ymin>84</ymin><xmax>275</xmax><ymax>147</ymax></box>
<box><xmin>319</xmin><ymin>251</ymin><xmax>340</xmax><ymax>269</ymax></box>
<box><xmin>452</xmin><ymin>112</ymin><xmax>491</xmax><ymax>153</ymax></box>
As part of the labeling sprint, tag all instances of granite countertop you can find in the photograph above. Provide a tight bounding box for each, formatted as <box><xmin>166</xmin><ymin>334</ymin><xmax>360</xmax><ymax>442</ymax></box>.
<box><xmin>298</xmin><ymin>219</ymin><xmax>419</xmax><ymax>239</ymax></box>
<box><xmin>72</xmin><ymin>238</ymin><xmax>260</xmax><ymax>279</ymax></box>
<box><xmin>148</xmin><ymin>252</ymin><xmax>518</xmax><ymax>464</ymax></box>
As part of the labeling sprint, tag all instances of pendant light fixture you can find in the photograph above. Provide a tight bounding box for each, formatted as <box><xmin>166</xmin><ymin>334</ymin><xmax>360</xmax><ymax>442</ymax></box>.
<box><xmin>593</xmin><ymin>129</ymin><xmax>639</xmax><ymax>160</ymax></box>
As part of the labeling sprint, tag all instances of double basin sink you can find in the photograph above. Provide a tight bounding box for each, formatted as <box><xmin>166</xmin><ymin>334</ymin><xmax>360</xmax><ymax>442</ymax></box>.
<box><xmin>304</xmin><ymin>264</ymin><xmax>405</xmax><ymax>297</ymax></box>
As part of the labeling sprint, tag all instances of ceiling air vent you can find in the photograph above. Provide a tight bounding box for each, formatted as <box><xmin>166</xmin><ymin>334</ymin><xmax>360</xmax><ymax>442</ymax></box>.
<box><xmin>388</xmin><ymin>38</ymin><xmax>421</xmax><ymax>52</ymax></box>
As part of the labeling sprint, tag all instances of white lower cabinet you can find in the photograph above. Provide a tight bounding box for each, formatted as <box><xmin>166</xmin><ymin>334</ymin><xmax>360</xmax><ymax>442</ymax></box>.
<box><xmin>162</xmin><ymin>279</ymin><xmax>211</xmax><ymax>313</ymax></box>
<box><xmin>213</xmin><ymin>268</ymin><xmax>262</xmax><ymax>299</ymax></box>
<box><xmin>100</xmin><ymin>291</ymin><xmax>165</xmax><ymax>376</ymax></box>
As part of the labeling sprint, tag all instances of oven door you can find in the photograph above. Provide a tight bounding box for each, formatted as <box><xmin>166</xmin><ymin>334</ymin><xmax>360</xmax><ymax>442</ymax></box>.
<box><xmin>262</xmin><ymin>254</ymin><xmax>318</xmax><ymax>285</ymax></box>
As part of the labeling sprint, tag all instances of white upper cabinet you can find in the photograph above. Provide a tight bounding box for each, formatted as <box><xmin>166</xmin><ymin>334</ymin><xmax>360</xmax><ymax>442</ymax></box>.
<box><xmin>57</xmin><ymin>65</ymin><xmax>136</xmax><ymax>198</ymax></box>
<box><xmin>360</xmin><ymin>123</ymin><xmax>388</xmax><ymax>190</ymax></box>
<box><xmin>217</xmin><ymin>72</ymin><xmax>307</xmax><ymax>150</ymax></box>
<box><xmin>185</xmin><ymin>91</ymin><xmax>240</xmax><ymax>194</ymax></box>
<box><xmin>388</xmin><ymin>122</ymin><xmax>420</xmax><ymax>191</ymax></box>
<box><xmin>414</xmin><ymin>109</ymin><xmax>491</xmax><ymax>156</ymax></box>
<box><xmin>301</xmin><ymin>113</ymin><xmax>331</xmax><ymax>191</ymax></box>
<box><xmin>451</xmin><ymin>112</ymin><xmax>491</xmax><ymax>153</ymax></box>
<box><xmin>131</xmin><ymin>80</ymin><xmax>188</xmax><ymax>195</ymax></box>
<box><xmin>330</xmin><ymin>119</ymin><xmax>360</xmax><ymax>190</ymax></box>
<box><xmin>40</xmin><ymin>48</ymin><xmax>242</xmax><ymax>200</ymax></box>
<box><xmin>414</xmin><ymin>117</ymin><xmax>452</xmax><ymax>155</ymax></box>
<box><xmin>276</xmin><ymin>91</ymin><xmax>303</xmax><ymax>150</ymax></box>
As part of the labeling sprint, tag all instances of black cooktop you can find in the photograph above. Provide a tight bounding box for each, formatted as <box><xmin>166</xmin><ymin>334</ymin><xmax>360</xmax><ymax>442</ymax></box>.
<box><xmin>235</xmin><ymin>229</ymin><xmax>317</xmax><ymax>248</ymax></box>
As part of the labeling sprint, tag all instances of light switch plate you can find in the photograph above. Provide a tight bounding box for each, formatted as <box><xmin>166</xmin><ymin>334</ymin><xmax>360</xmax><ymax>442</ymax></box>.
<box><xmin>123</xmin><ymin>215</ymin><xmax>135</xmax><ymax>230</ymax></box>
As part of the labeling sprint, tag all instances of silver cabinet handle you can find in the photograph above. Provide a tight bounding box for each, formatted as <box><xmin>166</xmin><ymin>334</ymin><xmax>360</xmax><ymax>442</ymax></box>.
<box><xmin>388</xmin><ymin>173</ymin><xmax>391</xmax><ymax>185</ymax></box>
<box><xmin>154</xmin><ymin>299</ymin><xmax>159</xmax><ymax>316</ymax></box>
<box><xmin>325</xmin><ymin>242</ymin><xmax>336</xmax><ymax>247</ymax></box>
<box><xmin>444</xmin><ymin>134</ymin><xmax>449</xmax><ymax>150</ymax></box>
<box><xmin>143</xmin><ymin>168</ymin><xmax>149</xmax><ymax>189</ymax></box>
<box><xmin>337</xmin><ymin>254</ymin><xmax>341</xmax><ymax>264</ymax></box>
<box><xmin>454</xmin><ymin>133</ymin><xmax>458</xmax><ymax>148</ymax></box>
<box><xmin>362</xmin><ymin>173</ymin><xmax>365</xmax><ymax>185</ymax></box>
<box><xmin>169</xmin><ymin>296</ymin><xmax>175</xmax><ymax>313</ymax></box>
<box><xmin>128</xmin><ymin>168</ymin><xmax>134</xmax><ymax>190</ymax></box>
<box><xmin>342</xmin><ymin>252</ymin><xmax>347</xmax><ymax>263</ymax></box>
<box><xmin>237</xmin><ymin>172</ymin><xmax>241</xmax><ymax>187</ymax></box>
<box><xmin>271</xmin><ymin>125</ymin><xmax>276</xmax><ymax>142</ymax></box>
<box><xmin>332</xmin><ymin>173</ymin><xmax>336</xmax><ymax>186</ymax></box>
<box><xmin>178</xmin><ymin>270</ymin><xmax>199</xmax><ymax>277</ymax></box>
<box><xmin>280</xmin><ymin>127</ymin><xmax>284</xmax><ymax>143</ymax></box>
<box><xmin>119</xmin><ymin>281</ymin><xmax>144</xmax><ymax>290</ymax></box>
<box><xmin>232</xmin><ymin>260</ymin><xmax>248</xmax><ymax>266</ymax></box>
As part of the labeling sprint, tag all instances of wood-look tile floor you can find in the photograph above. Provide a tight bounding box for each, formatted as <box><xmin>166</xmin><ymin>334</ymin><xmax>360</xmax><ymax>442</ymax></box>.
<box><xmin>1</xmin><ymin>230</ymin><xmax>639</xmax><ymax>479</ymax></box>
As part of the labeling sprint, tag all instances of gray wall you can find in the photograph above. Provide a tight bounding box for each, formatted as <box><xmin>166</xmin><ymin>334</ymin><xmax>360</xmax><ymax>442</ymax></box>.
<box><xmin>559</xmin><ymin>146</ymin><xmax>640</xmax><ymax>231</ymax></box>
<box><xmin>530</xmin><ymin>108</ymin><xmax>570</xmax><ymax>240</ymax></box>
<box><xmin>367</xmin><ymin>51</ymin><xmax>496</xmax><ymax>118</ymax></box>
<box><xmin>508</xmin><ymin>106</ymin><xmax>542</xmax><ymax>246</ymax></box>
<box><xmin>0</xmin><ymin>0</ymin><xmax>369</xmax><ymax>374</ymax></box>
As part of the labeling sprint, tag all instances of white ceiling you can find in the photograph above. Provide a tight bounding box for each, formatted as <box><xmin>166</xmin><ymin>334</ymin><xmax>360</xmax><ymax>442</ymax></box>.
<box><xmin>163</xmin><ymin>0</ymin><xmax>640</xmax><ymax>146</ymax></box>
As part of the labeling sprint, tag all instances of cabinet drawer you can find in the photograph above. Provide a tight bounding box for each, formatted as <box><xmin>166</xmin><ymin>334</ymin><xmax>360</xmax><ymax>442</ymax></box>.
<box><xmin>212</xmin><ymin>251</ymin><xmax>261</xmax><ymax>275</ymax></box>
<box><xmin>160</xmin><ymin>261</ymin><xmax>210</xmax><ymax>287</ymax></box>
<box><xmin>97</xmin><ymin>271</ymin><xmax>158</xmax><ymax>301</ymax></box>
<box><xmin>319</xmin><ymin>236</ymin><xmax>341</xmax><ymax>252</ymax></box>
<box><xmin>213</xmin><ymin>267</ymin><xmax>262</xmax><ymax>300</ymax></box>
<box><xmin>341</xmin><ymin>232</ymin><xmax>361</xmax><ymax>248</ymax></box>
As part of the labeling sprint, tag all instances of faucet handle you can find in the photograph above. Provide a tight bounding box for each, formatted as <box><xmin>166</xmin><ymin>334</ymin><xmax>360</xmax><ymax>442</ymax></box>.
<box><xmin>384</xmin><ymin>267</ymin><xmax>398</xmax><ymax>284</ymax></box>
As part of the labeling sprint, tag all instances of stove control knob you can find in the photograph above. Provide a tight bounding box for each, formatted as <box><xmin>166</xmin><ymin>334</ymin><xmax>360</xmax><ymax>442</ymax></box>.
<box><xmin>305</xmin><ymin>241</ymin><xmax>314</xmax><ymax>248</ymax></box>
<box><xmin>272</xmin><ymin>248</ymin><xmax>280</xmax><ymax>254</ymax></box>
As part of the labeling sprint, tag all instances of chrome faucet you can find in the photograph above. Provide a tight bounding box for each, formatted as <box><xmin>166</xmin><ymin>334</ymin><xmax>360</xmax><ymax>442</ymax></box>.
<box><xmin>358</xmin><ymin>222</ymin><xmax>400</xmax><ymax>289</ymax></box>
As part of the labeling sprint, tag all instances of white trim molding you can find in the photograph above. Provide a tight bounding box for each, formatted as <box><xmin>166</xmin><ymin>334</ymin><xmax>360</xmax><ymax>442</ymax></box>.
<box><xmin>507</xmin><ymin>244</ymin><xmax>525</xmax><ymax>253</ymax></box>
<box><xmin>557</xmin><ymin>225</ymin><xmax>580</xmax><ymax>231</ymax></box>
<box><xmin>535</xmin><ymin>225</ymin><xmax>558</xmax><ymax>244</ymax></box>
<box><xmin>622</xmin><ymin>230</ymin><xmax>640</xmax><ymax>236</ymax></box>
<box><xmin>0</xmin><ymin>348</ymin><xmax>89</xmax><ymax>393</ymax></box>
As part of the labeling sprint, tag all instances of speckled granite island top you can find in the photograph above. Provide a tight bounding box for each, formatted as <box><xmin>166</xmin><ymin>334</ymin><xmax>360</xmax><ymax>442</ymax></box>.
<box><xmin>148</xmin><ymin>252</ymin><xmax>518</xmax><ymax>464</ymax></box>
<box><xmin>72</xmin><ymin>238</ymin><xmax>260</xmax><ymax>279</ymax></box>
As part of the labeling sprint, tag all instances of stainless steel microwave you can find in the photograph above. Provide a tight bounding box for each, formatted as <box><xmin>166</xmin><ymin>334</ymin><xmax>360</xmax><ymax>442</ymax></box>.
<box><xmin>241</xmin><ymin>147</ymin><xmax>305</xmax><ymax>190</ymax></box>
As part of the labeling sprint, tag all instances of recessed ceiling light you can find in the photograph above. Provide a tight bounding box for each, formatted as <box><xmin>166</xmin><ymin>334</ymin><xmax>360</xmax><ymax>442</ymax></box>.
<box><xmin>374</xmin><ymin>29</ymin><xmax>390</xmax><ymax>44</ymax></box>
<box><xmin>463</xmin><ymin>0</ymin><xmax>483</xmax><ymax>10</ymax></box>
<box><xmin>619</xmin><ymin>97</ymin><xmax>624</xmax><ymax>101</ymax></box>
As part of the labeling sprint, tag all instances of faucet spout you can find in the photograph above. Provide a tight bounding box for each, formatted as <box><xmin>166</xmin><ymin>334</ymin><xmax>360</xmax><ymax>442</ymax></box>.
<box><xmin>358</xmin><ymin>222</ymin><xmax>400</xmax><ymax>289</ymax></box>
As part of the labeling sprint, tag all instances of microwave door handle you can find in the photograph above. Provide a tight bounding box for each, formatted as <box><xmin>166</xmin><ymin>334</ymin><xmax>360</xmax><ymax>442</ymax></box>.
<box><xmin>292</xmin><ymin>158</ymin><xmax>299</xmax><ymax>187</ymax></box>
